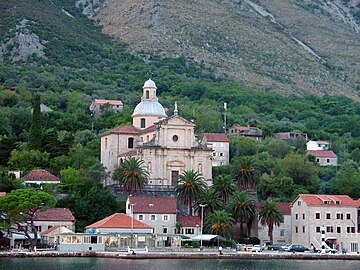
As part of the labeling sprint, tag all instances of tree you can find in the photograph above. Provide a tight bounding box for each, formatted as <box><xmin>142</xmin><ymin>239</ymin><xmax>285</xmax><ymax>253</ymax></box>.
<box><xmin>175</xmin><ymin>170</ymin><xmax>207</xmax><ymax>215</ymax></box>
<box><xmin>205</xmin><ymin>210</ymin><xmax>234</xmax><ymax>238</ymax></box>
<box><xmin>258</xmin><ymin>200</ymin><xmax>283</xmax><ymax>245</ymax></box>
<box><xmin>0</xmin><ymin>189</ymin><xmax>56</xmax><ymax>250</ymax></box>
<box><xmin>212</xmin><ymin>175</ymin><xmax>236</xmax><ymax>204</ymax></box>
<box><xmin>328</xmin><ymin>165</ymin><xmax>360</xmax><ymax>198</ymax></box>
<box><xmin>194</xmin><ymin>188</ymin><xmax>222</xmax><ymax>219</ymax></box>
<box><xmin>0</xmin><ymin>168</ymin><xmax>23</xmax><ymax>193</ymax></box>
<box><xmin>233</xmin><ymin>156</ymin><xmax>258</xmax><ymax>190</ymax></box>
<box><xmin>8</xmin><ymin>149</ymin><xmax>50</xmax><ymax>173</ymax></box>
<box><xmin>113</xmin><ymin>157</ymin><xmax>149</xmax><ymax>193</ymax></box>
<box><xmin>227</xmin><ymin>190</ymin><xmax>255</xmax><ymax>237</ymax></box>
<box><xmin>28</xmin><ymin>94</ymin><xmax>42</xmax><ymax>150</ymax></box>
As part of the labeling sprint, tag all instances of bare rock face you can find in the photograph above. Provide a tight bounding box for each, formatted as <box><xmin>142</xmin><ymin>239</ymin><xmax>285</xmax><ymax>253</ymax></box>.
<box><xmin>75</xmin><ymin>0</ymin><xmax>103</xmax><ymax>18</ymax></box>
<box><xmin>0</xmin><ymin>19</ymin><xmax>47</xmax><ymax>63</ymax></box>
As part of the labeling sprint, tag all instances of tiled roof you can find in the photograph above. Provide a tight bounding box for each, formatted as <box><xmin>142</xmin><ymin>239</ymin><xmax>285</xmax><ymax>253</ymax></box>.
<box><xmin>41</xmin><ymin>226</ymin><xmax>60</xmax><ymax>235</ymax></box>
<box><xmin>0</xmin><ymin>192</ymin><xmax>6</xmax><ymax>196</ymax></box>
<box><xmin>128</xmin><ymin>196</ymin><xmax>177</xmax><ymax>214</ymax></box>
<box><xmin>307</xmin><ymin>150</ymin><xmax>337</xmax><ymax>158</ymax></box>
<box><xmin>140</xmin><ymin>124</ymin><xmax>157</xmax><ymax>134</ymax></box>
<box><xmin>232</xmin><ymin>125</ymin><xmax>250</xmax><ymax>131</ymax></box>
<box><xmin>101</xmin><ymin>125</ymin><xmax>140</xmax><ymax>137</ymax></box>
<box><xmin>85</xmin><ymin>213</ymin><xmax>152</xmax><ymax>229</ymax></box>
<box><xmin>22</xmin><ymin>170</ymin><xmax>59</xmax><ymax>181</ymax></box>
<box><xmin>34</xmin><ymin>208</ymin><xmax>75</xmax><ymax>221</ymax></box>
<box><xmin>204</xmin><ymin>133</ymin><xmax>229</xmax><ymax>142</ymax></box>
<box><xmin>297</xmin><ymin>194</ymin><xmax>359</xmax><ymax>207</ymax></box>
<box><xmin>177</xmin><ymin>216</ymin><xmax>201</xmax><ymax>227</ymax></box>
<box><xmin>311</xmin><ymin>141</ymin><xmax>330</xmax><ymax>145</ymax></box>
<box><xmin>255</xmin><ymin>202</ymin><xmax>291</xmax><ymax>215</ymax></box>
<box><xmin>119</xmin><ymin>149</ymin><xmax>137</xmax><ymax>157</ymax></box>
<box><xmin>95</xmin><ymin>99</ymin><xmax>123</xmax><ymax>106</ymax></box>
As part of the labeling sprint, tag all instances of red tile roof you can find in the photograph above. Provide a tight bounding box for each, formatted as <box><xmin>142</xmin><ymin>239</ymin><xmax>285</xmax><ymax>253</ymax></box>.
<box><xmin>41</xmin><ymin>226</ymin><xmax>60</xmax><ymax>235</ymax></box>
<box><xmin>307</xmin><ymin>150</ymin><xmax>337</xmax><ymax>158</ymax></box>
<box><xmin>95</xmin><ymin>99</ymin><xmax>123</xmax><ymax>106</ymax></box>
<box><xmin>177</xmin><ymin>216</ymin><xmax>201</xmax><ymax>227</ymax></box>
<box><xmin>312</xmin><ymin>141</ymin><xmax>330</xmax><ymax>145</ymax></box>
<box><xmin>204</xmin><ymin>133</ymin><xmax>229</xmax><ymax>142</ymax></box>
<box><xmin>85</xmin><ymin>213</ymin><xmax>152</xmax><ymax>229</ymax></box>
<box><xmin>35</xmin><ymin>208</ymin><xmax>75</xmax><ymax>221</ymax></box>
<box><xmin>0</xmin><ymin>192</ymin><xmax>6</xmax><ymax>197</ymax></box>
<box><xmin>140</xmin><ymin>124</ymin><xmax>157</xmax><ymax>134</ymax></box>
<box><xmin>255</xmin><ymin>202</ymin><xmax>291</xmax><ymax>215</ymax></box>
<box><xmin>297</xmin><ymin>194</ymin><xmax>359</xmax><ymax>207</ymax></box>
<box><xmin>119</xmin><ymin>149</ymin><xmax>137</xmax><ymax>157</ymax></box>
<box><xmin>22</xmin><ymin>170</ymin><xmax>59</xmax><ymax>181</ymax></box>
<box><xmin>128</xmin><ymin>196</ymin><xmax>177</xmax><ymax>214</ymax></box>
<box><xmin>101</xmin><ymin>125</ymin><xmax>140</xmax><ymax>137</ymax></box>
<box><xmin>232</xmin><ymin>125</ymin><xmax>250</xmax><ymax>131</ymax></box>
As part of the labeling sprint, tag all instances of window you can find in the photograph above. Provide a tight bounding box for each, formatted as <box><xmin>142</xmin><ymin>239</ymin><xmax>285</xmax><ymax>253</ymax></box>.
<box><xmin>185</xmin><ymin>228</ymin><xmax>194</xmax><ymax>234</ymax></box>
<box><xmin>148</xmin><ymin>162</ymin><xmax>152</xmax><ymax>173</ymax></box>
<box><xmin>295</xmin><ymin>226</ymin><xmax>298</xmax><ymax>233</ymax></box>
<box><xmin>303</xmin><ymin>213</ymin><xmax>305</xmax><ymax>219</ymax></box>
<box><xmin>315</xmin><ymin>213</ymin><xmax>320</xmax><ymax>219</ymax></box>
<box><xmin>337</xmin><ymin>227</ymin><xmax>341</xmax><ymax>233</ymax></box>
<box><xmin>297</xmin><ymin>201</ymin><xmax>301</xmax><ymax>206</ymax></box>
<box><xmin>150</xmin><ymin>215</ymin><xmax>156</xmax><ymax>221</ymax></box>
<box><xmin>326</xmin><ymin>226</ymin><xmax>333</xmax><ymax>233</ymax></box>
<box><xmin>295</xmin><ymin>214</ymin><xmax>298</xmax><ymax>220</ymax></box>
<box><xmin>48</xmin><ymin>226</ymin><xmax>53</xmax><ymax>230</ymax></box>
<box><xmin>346</xmin><ymin>213</ymin><xmax>351</xmax><ymax>220</ymax></box>
<box><xmin>302</xmin><ymin>226</ymin><xmax>305</xmax><ymax>233</ymax></box>
<box><xmin>212</xmin><ymin>152</ymin><xmax>216</xmax><ymax>156</ymax></box>
<box><xmin>326</xmin><ymin>213</ymin><xmax>331</xmax><ymax>219</ymax></box>
<box><xmin>163</xmin><ymin>215</ymin><xmax>169</xmax><ymax>221</ymax></box>
<box><xmin>172</xmin><ymin>135</ymin><xmax>178</xmax><ymax>142</ymax></box>
<box><xmin>141</xmin><ymin>118</ymin><xmax>146</xmax><ymax>128</ymax></box>
<box><xmin>352</xmin><ymin>227</ymin><xmax>356</xmax><ymax>233</ymax></box>
<box><xmin>219</xmin><ymin>153</ymin><xmax>224</xmax><ymax>157</ymax></box>
<box><xmin>336</xmin><ymin>213</ymin><xmax>343</xmax><ymax>220</ymax></box>
<box><xmin>316</xmin><ymin>227</ymin><xmax>321</xmax><ymax>233</ymax></box>
<box><xmin>35</xmin><ymin>226</ymin><xmax>42</xmax><ymax>232</ymax></box>
<box><xmin>146</xmin><ymin>90</ymin><xmax>149</xmax><ymax>99</ymax></box>
<box><xmin>105</xmin><ymin>138</ymin><xmax>108</xmax><ymax>148</ymax></box>
<box><xmin>327</xmin><ymin>159</ymin><xmax>330</xmax><ymax>163</ymax></box>
<box><xmin>279</xmin><ymin>229</ymin><xmax>285</xmax><ymax>237</ymax></box>
<box><xmin>138</xmin><ymin>215</ymin><xmax>144</xmax><ymax>221</ymax></box>
<box><xmin>128</xmin><ymin>137</ymin><xmax>134</xmax><ymax>148</ymax></box>
<box><xmin>162</xmin><ymin>227</ymin><xmax>168</xmax><ymax>234</ymax></box>
<box><xmin>220</xmin><ymin>143</ymin><xmax>224</xmax><ymax>147</ymax></box>
<box><xmin>128</xmin><ymin>203</ymin><xmax>131</xmax><ymax>210</ymax></box>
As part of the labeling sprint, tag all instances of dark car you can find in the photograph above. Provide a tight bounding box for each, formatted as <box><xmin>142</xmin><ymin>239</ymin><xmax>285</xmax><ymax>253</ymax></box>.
<box><xmin>268</xmin><ymin>243</ymin><xmax>284</xmax><ymax>251</ymax></box>
<box><xmin>289</xmin><ymin>244</ymin><xmax>310</xmax><ymax>252</ymax></box>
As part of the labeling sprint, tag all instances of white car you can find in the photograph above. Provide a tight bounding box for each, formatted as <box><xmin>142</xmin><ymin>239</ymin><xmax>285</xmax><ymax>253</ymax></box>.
<box><xmin>252</xmin><ymin>245</ymin><xmax>263</xmax><ymax>252</ymax></box>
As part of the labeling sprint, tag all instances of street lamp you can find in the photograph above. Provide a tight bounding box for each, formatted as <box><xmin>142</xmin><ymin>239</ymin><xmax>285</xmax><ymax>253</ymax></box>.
<box><xmin>130</xmin><ymin>203</ymin><xmax>136</xmax><ymax>248</ymax></box>
<box><xmin>199</xmin><ymin>204</ymin><xmax>208</xmax><ymax>250</ymax></box>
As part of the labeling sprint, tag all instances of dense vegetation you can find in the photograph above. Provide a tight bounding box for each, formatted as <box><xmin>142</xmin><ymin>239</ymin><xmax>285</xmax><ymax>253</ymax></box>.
<box><xmin>1</xmin><ymin>0</ymin><xmax>360</xmax><ymax>236</ymax></box>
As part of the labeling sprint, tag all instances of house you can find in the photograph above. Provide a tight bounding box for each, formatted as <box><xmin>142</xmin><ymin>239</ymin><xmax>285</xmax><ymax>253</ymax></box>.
<box><xmin>34</xmin><ymin>208</ymin><xmax>75</xmax><ymax>233</ymax></box>
<box><xmin>126</xmin><ymin>196</ymin><xmax>177</xmax><ymax>235</ymax></box>
<box><xmin>0</xmin><ymin>192</ymin><xmax>6</xmax><ymax>197</ymax></box>
<box><xmin>89</xmin><ymin>99</ymin><xmax>123</xmax><ymax>116</ymax></box>
<box><xmin>100</xmin><ymin>79</ymin><xmax>212</xmax><ymax>187</ymax></box>
<box><xmin>176</xmin><ymin>216</ymin><xmax>201</xmax><ymax>238</ymax></box>
<box><xmin>291</xmin><ymin>194</ymin><xmax>360</xmax><ymax>253</ymax></box>
<box><xmin>22</xmin><ymin>169</ymin><xmax>60</xmax><ymax>187</ymax></box>
<box><xmin>202</xmin><ymin>133</ymin><xmax>230</xmax><ymax>166</ymax></box>
<box><xmin>228</xmin><ymin>125</ymin><xmax>263</xmax><ymax>141</ymax></box>
<box><xmin>41</xmin><ymin>226</ymin><xmax>73</xmax><ymax>246</ymax></box>
<box><xmin>306</xmin><ymin>140</ymin><xmax>330</xmax><ymax>151</ymax></box>
<box><xmin>307</xmin><ymin>150</ymin><xmax>338</xmax><ymax>166</ymax></box>
<box><xmin>275</xmin><ymin>132</ymin><xmax>307</xmax><ymax>140</ymax></box>
<box><xmin>255</xmin><ymin>202</ymin><xmax>291</xmax><ymax>245</ymax></box>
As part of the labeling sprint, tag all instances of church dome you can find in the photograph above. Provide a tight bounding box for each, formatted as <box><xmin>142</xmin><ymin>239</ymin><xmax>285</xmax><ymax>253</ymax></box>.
<box><xmin>143</xmin><ymin>79</ymin><xmax>157</xmax><ymax>89</ymax></box>
<box><xmin>133</xmin><ymin>100</ymin><xmax>166</xmax><ymax>117</ymax></box>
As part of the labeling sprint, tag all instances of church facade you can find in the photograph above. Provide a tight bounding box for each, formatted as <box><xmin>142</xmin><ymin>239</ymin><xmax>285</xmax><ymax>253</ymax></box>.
<box><xmin>100</xmin><ymin>79</ymin><xmax>213</xmax><ymax>188</ymax></box>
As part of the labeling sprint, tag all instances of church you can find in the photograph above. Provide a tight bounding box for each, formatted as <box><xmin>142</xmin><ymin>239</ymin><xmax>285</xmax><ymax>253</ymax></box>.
<box><xmin>100</xmin><ymin>79</ymin><xmax>213</xmax><ymax>188</ymax></box>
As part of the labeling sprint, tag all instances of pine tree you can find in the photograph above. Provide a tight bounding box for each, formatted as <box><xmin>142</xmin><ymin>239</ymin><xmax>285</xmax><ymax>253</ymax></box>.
<box><xmin>28</xmin><ymin>95</ymin><xmax>42</xmax><ymax>150</ymax></box>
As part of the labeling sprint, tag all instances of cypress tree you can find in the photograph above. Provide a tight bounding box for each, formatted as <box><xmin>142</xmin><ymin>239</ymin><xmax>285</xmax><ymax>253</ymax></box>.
<box><xmin>28</xmin><ymin>94</ymin><xmax>42</xmax><ymax>150</ymax></box>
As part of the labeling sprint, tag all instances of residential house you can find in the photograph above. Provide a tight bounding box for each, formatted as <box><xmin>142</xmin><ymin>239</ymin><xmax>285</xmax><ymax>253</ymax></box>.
<box><xmin>228</xmin><ymin>125</ymin><xmax>263</xmax><ymax>141</ymax></box>
<box><xmin>176</xmin><ymin>216</ymin><xmax>201</xmax><ymax>238</ymax></box>
<box><xmin>255</xmin><ymin>202</ymin><xmax>292</xmax><ymax>245</ymax></box>
<box><xmin>292</xmin><ymin>194</ymin><xmax>360</xmax><ymax>253</ymax></box>
<box><xmin>89</xmin><ymin>99</ymin><xmax>123</xmax><ymax>116</ymax></box>
<box><xmin>307</xmin><ymin>150</ymin><xmax>338</xmax><ymax>166</ymax></box>
<box><xmin>34</xmin><ymin>208</ymin><xmax>75</xmax><ymax>233</ymax></box>
<box><xmin>202</xmin><ymin>133</ymin><xmax>230</xmax><ymax>166</ymax></box>
<box><xmin>41</xmin><ymin>226</ymin><xmax>73</xmax><ymax>246</ymax></box>
<box><xmin>275</xmin><ymin>132</ymin><xmax>307</xmax><ymax>140</ymax></box>
<box><xmin>126</xmin><ymin>196</ymin><xmax>177</xmax><ymax>235</ymax></box>
<box><xmin>306</xmin><ymin>140</ymin><xmax>330</xmax><ymax>151</ymax></box>
<box><xmin>22</xmin><ymin>169</ymin><xmax>60</xmax><ymax>187</ymax></box>
<box><xmin>0</xmin><ymin>192</ymin><xmax>6</xmax><ymax>197</ymax></box>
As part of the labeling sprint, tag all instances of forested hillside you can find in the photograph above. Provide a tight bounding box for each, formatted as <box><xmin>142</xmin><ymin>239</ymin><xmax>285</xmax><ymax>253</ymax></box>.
<box><xmin>1</xmin><ymin>0</ymin><xmax>360</xmax><ymax>229</ymax></box>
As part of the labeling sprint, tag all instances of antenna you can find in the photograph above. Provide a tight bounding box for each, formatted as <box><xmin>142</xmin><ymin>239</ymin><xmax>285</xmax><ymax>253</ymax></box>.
<box><xmin>224</xmin><ymin>102</ymin><xmax>227</xmax><ymax>134</ymax></box>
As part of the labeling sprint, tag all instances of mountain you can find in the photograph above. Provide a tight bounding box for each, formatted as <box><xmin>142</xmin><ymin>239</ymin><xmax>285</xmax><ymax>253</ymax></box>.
<box><xmin>92</xmin><ymin>0</ymin><xmax>360</xmax><ymax>98</ymax></box>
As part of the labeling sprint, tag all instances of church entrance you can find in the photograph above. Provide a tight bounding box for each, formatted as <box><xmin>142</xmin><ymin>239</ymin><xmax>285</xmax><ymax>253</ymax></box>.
<box><xmin>171</xmin><ymin>171</ymin><xmax>179</xmax><ymax>187</ymax></box>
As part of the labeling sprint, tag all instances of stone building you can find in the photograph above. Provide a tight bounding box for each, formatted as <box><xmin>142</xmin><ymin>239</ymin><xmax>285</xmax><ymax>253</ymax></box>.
<box><xmin>100</xmin><ymin>79</ymin><xmax>212</xmax><ymax>188</ymax></box>
<box><xmin>202</xmin><ymin>133</ymin><xmax>230</xmax><ymax>166</ymax></box>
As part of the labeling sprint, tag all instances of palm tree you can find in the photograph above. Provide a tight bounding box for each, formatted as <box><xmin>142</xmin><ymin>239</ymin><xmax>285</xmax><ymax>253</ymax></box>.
<box><xmin>212</xmin><ymin>175</ymin><xmax>236</xmax><ymax>204</ymax></box>
<box><xmin>112</xmin><ymin>157</ymin><xmax>149</xmax><ymax>193</ymax></box>
<box><xmin>228</xmin><ymin>190</ymin><xmax>255</xmax><ymax>238</ymax></box>
<box><xmin>194</xmin><ymin>188</ymin><xmax>222</xmax><ymax>219</ymax></box>
<box><xmin>205</xmin><ymin>210</ymin><xmax>234</xmax><ymax>238</ymax></box>
<box><xmin>234</xmin><ymin>156</ymin><xmax>258</xmax><ymax>190</ymax></box>
<box><xmin>175</xmin><ymin>170</ymin><xmax>207</xmax><ymax>215</ymax></box>
<box><xmin>258</xmin><ymin>200</ymin><xmax>284</xmax><ymax>245</ymax></box>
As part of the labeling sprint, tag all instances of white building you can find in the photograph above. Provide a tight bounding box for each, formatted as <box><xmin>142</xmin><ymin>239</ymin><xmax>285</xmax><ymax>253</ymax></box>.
<box><xmin>202</xmin><ymin>133</ymin><xmax>230</xmax><ymax>166</ymax></box>
<box><xmin>306</xmin><ymin>140</ymin><xmax>330</xmax><ymax>151</ymax></box>
<box><xmin>89</xmin><ymin>99</ymin><xmax>123</xmax><ymax>116</ymax></box>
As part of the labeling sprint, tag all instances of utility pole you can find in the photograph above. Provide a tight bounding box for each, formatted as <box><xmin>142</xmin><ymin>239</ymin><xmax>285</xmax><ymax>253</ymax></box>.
<box><xmin>224</xmin><ymin>102</ymin><xmax>227</xmax><ymax>134</ymax></box>
<box><xmin>200</xmin><ymin>204</ymin><xmax>208</xmax><ymax>250</ymax></box>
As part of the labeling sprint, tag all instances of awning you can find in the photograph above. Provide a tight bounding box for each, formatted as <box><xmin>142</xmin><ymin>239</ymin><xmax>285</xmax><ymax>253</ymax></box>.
<box><xmin>192</xmin><ymin>234</ymin><xmax>219</xmax><ymax>241</ymax></box>
<box><xmin>11</xmin><ymin>233</ymin><xmax>41</xmax><ymax>240</ymax></box>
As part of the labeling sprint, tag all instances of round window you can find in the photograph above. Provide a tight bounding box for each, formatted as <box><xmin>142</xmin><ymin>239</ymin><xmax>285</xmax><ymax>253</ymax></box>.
<box><xmin>173</xmin><ymin>135</ymin><xmax>178</xmax><ymax>142</ymax></box>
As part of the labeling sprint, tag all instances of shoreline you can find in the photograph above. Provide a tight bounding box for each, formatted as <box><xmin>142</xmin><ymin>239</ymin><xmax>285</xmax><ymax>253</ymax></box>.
<box><xmin>1</xmin><ymin>251</ymin><xmax>360</xmax><ymax>260</ymax></box>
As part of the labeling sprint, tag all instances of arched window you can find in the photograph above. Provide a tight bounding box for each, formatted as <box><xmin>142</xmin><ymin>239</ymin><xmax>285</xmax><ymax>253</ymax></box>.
<box><xmin>198</xmin><ymin>163</ymin><xmax>203</xmax><ymax>173</ymax></box>
<box><xmin>141</xmin><ymin>118</ymin><xmax>146</xmax><ymax>128</ymax></box>
<box><xmin>128</xmin><ymin>137</ymin><xmax>134</xmax><ymax>148</ymax></box>
<box><xmin>147</xmin><ymin>135</ymin><xmax>150</xmax><ymax>142</ymax></box>
<box><xmin>146</xmin><ymin>90</ymin><xmax>150</xmax><ymax>99</ymax></box>
<box><xmin>147</xmin><ymin>162</ymin><xmax>152</xmax><ymax>173</ymax></box>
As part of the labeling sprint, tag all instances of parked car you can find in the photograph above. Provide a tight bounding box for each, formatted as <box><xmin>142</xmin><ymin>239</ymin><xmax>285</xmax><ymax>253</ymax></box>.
<box><xmin>288</xmin><ymin>244</ymin><xmax>310</xmax><ymax>252</ymax></box>
<box><xmin>283</xmin><ymin>244</ymin><xmax>291</xmax><ymax>251</ymax></box>
<box><xmin>268</xmin><ymin>243</ymin><xmax>284</xmax><ymax>251</ymax></box>
<box><xmin>244</xmin><ymin>244</ymin><xmax>254</xmax><ymax>252</ymax></box>
<box><xmin>252</xmin><ymin>245</ymin><xmax>263</xmax><ymax>252</ymax></box>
